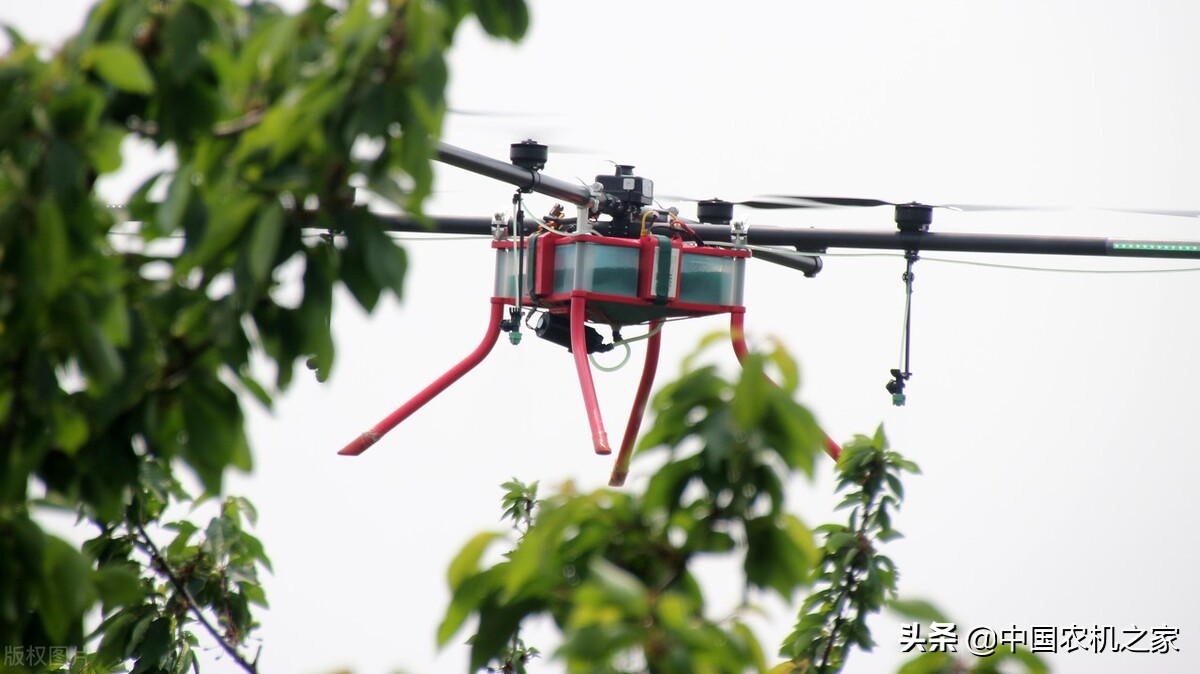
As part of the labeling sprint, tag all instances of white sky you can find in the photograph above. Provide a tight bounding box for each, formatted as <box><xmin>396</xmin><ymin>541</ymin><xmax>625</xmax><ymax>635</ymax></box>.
<box><xmin>6</xmin><ymin>2</ymin><xmax>1200</xmax><ymax>673</ymax></box>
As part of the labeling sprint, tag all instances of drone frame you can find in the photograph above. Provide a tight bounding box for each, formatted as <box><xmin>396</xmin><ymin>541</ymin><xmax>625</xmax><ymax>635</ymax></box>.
<box><xmin>333</xmin><ymin>140</ymin><xmax>1200</xmax><ymax>485</ymax></box>
<box><xmin>338</xmin><ymin>219</ymin><xmax>791</xmax><ymax>487</ymax></box>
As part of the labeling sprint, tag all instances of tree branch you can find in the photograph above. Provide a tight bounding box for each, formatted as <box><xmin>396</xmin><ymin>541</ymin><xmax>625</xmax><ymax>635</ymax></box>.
<box><xmin>133</xmin><ymin>521</ymin><xmax>259</xmax><ymax>674</ymax></box>
<box><xmin>818</xmin><ymin>461</ymin><xmax>885</xmax><ymax>673</ymax></box>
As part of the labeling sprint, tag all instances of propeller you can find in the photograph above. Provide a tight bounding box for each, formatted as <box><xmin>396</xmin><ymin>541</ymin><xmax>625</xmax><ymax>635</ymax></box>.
<box><xmin>446</xmin><ymin>108</ymin><xmax>599</xmax><ymax>155</ymax></box>
<box><xmin>660</xmin><ymin>194</ymin><xmax>826</xmax><ymax>211</ymax></box>
<box><xmin>751</xmin><ymin>196</ymin><xmax>1200</xmax><ymax>219</ymax></box>
<box><xmin>759</xmin><ymin>195</ymin><xmax>1059</xmax><ymax>213</ymax></box>
<box><xmin>1107</xmin><ymin>207</ymin><xmax>1200</xmax><ymax>218</ymax></box>
<box><xmin>765</xmin><ymin>195</ymin><xmax>896</xmax><ymax>208</ymax></box>
<box><xmin>666</xmin><ymin>193</ymin><xmax>1072</xmax><ymax>214</ymax></box>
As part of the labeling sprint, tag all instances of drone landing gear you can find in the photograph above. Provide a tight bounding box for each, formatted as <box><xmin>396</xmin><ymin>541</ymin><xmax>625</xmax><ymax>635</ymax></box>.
<box><xmin>563</xmin><ymin>295</ymin><xmax>666</xmax><ymax>487</ymax></box>
<box><xmin>607</xmin><ymin>318</ymin><xmax>662</xmax><ymax>488</ymax></box>
<box><xmin>337</xmin><ymin>299</ymin><xmax>505</xmax><ymax>456</ymax></box>
<box><xmin>570</xmin><ymin>296</ymin><xmax>611</xmax><ymax>457</ymax></box>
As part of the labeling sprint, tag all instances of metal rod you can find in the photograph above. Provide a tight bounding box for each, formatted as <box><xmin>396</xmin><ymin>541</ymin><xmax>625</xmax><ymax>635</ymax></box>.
<box><xmin>376</xmin><ymin>215</ymin><xmax>1200</xmax><ymax>260</ymax></box>
<box><xmin>570</xmin><ymin>294</ymin><xmax>611</xmax><ymax>456</ymax></box>
<box><xmin>609</xmin><ymin>320</ymin><xmax>663</xmax><ymax>487</ymax></box>
<box><xmin>336</xmin><ymin>298</ymin><xmax>505</xmax><ymax>456</ymax></box>
<box><xmin>428</xmin><ymin>142</ymin><xmax>1199</xmax><ymax>260</ymax></box>
<box><xmin>436</xmin><ymin>142</ymin><xmax>596</xmax><ymax>207</ymax></box>
<box><xmin>689</xmin><ymin>225</ymin><xmax>1200</xmax><ymax>260</ymax></box>
<box><xmin>377</xmin><ymin>215</ymin><xmax>497</xmax><ymax>235</ymax></box>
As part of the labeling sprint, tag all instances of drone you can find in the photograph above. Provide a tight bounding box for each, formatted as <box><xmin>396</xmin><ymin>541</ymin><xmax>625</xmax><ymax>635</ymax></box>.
<box><xmin>336</xmin><ymin>140</ymin><xmax>1200</xmax><ymax>486</ymax></box>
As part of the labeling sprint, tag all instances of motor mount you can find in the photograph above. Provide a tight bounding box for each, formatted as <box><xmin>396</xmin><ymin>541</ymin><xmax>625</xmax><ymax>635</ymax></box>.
<box><xmin>595</xmin><ymin>165</ymin><xmax>654</xmax><ymax>238</ymax></box>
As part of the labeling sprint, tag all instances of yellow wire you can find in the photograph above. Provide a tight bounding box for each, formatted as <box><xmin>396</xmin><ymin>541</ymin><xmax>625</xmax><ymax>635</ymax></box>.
<box><xmin>640</xmin><ymin>209</ymin><xmax>655</xmax><ymax>237</ymax></box>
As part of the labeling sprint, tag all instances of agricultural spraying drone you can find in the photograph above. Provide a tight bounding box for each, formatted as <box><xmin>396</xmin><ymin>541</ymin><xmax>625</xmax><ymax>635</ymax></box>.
<box><xmin>336</xmin><ymin>140</ymin><xmax>1200</xmax><ymax>486</ymax></box>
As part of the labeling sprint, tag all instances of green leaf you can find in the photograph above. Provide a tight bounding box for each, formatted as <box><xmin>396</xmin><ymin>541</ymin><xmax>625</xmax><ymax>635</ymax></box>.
<box><xmin>53</xmin><ymin>403</ymin><xmax>89</xmax><ymax>454</ymax></box>
<box><xmin>587</xmin><ymin>557</ymin><xmax>648</xmax><ymax>616</ymax></box>
<box><xmin>87</xmin><ymin>124</ymin><xmax>127</xmax><ymax>173</ymax></box>
<box><xmin>94</xmin><ymin>564</ymin><xmax>142</xmax><ymax>611</ymax></box>
<box><xmin>34</xmin><ymin>197</ymin><xmax>71</xmax><ymax>297</ymax></box>
<box><xmin>826</xmin><ymin>532</ymin><xmax>856</xmax><ymax>553</ymax></box>
<box><xmin>654</xmin><ymin>592</ymin><xmax>692</xmax><ymax>631</ymax></box>
<box><xmin>744</xmin><ymin>516</ymin><xmax>813</xmax><ymax>598</ymax></box>
<box><xmin>162</xmin><ymin>2</ymin><xmax>212</xmax><ymax>83</ymax></box>
<box><xmin>38</xmin><ymin>536</ymin><xmax>94</xmax><ymax>644</ymax></box>
<box><xmin>245</xmin><ymin>201</ymin><xmax>284</xmax><ymax>285</ymax></box>
<box><xmin>223</xmin><ymin>495</ymin><xmax>258</xmax><ymax>526</ymax></box>
<box><xmin>173</xmin><ymin>639</ymin><xmax>196</xmax><ymax>674</ymax></box>
<box><xmin>438</xmin><ymin>570</ymin><xmax>492</xmax><ymax>647</ymax></box>
<box><xmin>643</xmin><ymin>454</ymin><xmax>698</xmax><ymax>513</ymax></box>
<box><xmin>236</xmin><ymin>530</ymin><xmax>273</xmax><ymax>573</ymax></box>
<box><xmin>872</xmin><ymin>424</ymin><xmax>889</xmax><ymax>450</ymax></box>
<box><xmin>732</xmin><ymin>352</ymin><xmax>769</xmax><ymax>429</ymax></box>
<box><xmin>130</xmin><ymin>617</ymin><xmax>172</xmax><ymax>673</ymax></box>
<box><xmin>153</xmin><ymin>163</ymin><xmax>195</xmax><ymax>237</ymax></box>
<box><xmin>96</xmin><ymin>610</ymin><xmax>140</xmax><ymax>665</ymax></box>
<box><xmin>362</xmin><ymin>218</ymin><xmax>408</xmax><ymax>297</ymax></box>
<box><xmin>782</xmin><ymin>514</ymin><xmax>819</xmax><ymax>578</ymax></box>
<box><xmin>98</xmin><ymin>290</ymin><xmax>131</xmax><ymax>348</ymax></box>
<box><xmin>470</xmin><ymin>598</ymin><xmax>540</xmax><ymax>671</ymax></box>
<box><xmin>84</xmin><ymin>43</ymin><xmax>156</xmax><ymax>94</ymax></box>
<box><xmin>165</xmin><ymin>521</ymin><xmax>199</xmax><ymax>559</ymax></box>
<box><xmin>766</xmin><ymin>337</ymin><xmax>801</xmax><ymax>392</ymax></box>
<box><xmin>732</xmin><ymin>620</ymin><xmax>768</xmax><ymax>672</ymax></box>
<box><xmin>241</xmin><ymin>581</ymin><xmax>269</xmax><ymax>608</ymax></box>
<box><xmin>471</xmin><ymin>0</ymin><xmax>529</xmax><ymax>39</ymax></box>
<box><xmin>179</xmin><ymin>194</ymin><xmax>259</xmax><ymax>275</ymax></box>
<box><xmin>233</xmin><ymin>367</ymin><xmax>274</xmax><ymax>409</ymax></box>
<box><xmin>680</xmin><ymin>330</ymin><xmax>730</xmax><ymax>373</ymax></box>
<box><xmin>447</xmin><ymin>531</ymin><xmax>504</xmax><ymax>591</ymax></box>
<box><xmin>180</xmin><ymin>375</ymin><xmax>250</xmax><ymax>492</ymax></box>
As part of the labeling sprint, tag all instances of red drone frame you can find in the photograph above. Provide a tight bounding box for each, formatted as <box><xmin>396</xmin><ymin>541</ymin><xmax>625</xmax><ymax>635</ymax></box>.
<box><xmin>332</xmin><ymin>139</ymin><xmax>1200</xmax><ymax>484</ymax></box>
<box><xmin>337</xmin><ymin>214</ymin><xmax>840</xmax><ymax>486</ymax></box>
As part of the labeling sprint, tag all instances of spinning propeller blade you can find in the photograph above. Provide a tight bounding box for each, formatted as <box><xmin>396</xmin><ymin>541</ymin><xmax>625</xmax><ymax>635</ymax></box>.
<box><xmin>764</xmin><ymin>196</ymin><xmax>1065</xmax><ymax>213</ymax></box>
<box><xmin>766</xmin><ymin>195</ymin><xmax>897</xmax><ymax>208</ymax></box>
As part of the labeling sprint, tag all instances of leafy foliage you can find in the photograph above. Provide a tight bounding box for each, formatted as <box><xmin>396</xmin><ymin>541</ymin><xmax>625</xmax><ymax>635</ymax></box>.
<box><xmin>776</xmin><ymin>428</ymin><xmax>917</xmax><ymax>673</ymax></box>
<box><xmin>443</xmin><ymin>342</ymin><xmax>844</xmax><ymax>673</ymax></box>
<box><xmin>0</xmin><ymin>0</ymin><xmax>526</xmax><ymax>670</ymax></box>
<box><xmin>439</xmin><ymin>340</ymin><xmax>979</xmax><ymax>673</ymax></box>
<box><xmin>80</xmin><ymin>461</ymin><xmax>271</xmax><ymax>673</ymax></box>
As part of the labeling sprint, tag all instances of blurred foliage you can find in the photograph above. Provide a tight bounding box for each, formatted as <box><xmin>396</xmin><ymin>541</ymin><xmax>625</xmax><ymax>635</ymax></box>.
<box><xmin>774</xmin><ymin>429</ymin><xmax>916</xmax><ymax>672</ymax></box>
<box><xmin>0</xmin><ymin>0</ymin><xmax>526</xmax><ymax>671</ymax></box>
<box><xmin>443</xmin><ymin>341</ymin><xmax>1050</xmax><ymax>672</ymax></box>
<box><xmin>442</xmin><ymin>342</ymin><xmax>913</xmax><ymax>673</ymax></box>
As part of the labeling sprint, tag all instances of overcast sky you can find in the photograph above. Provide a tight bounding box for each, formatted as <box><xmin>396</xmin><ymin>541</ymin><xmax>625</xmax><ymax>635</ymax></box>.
<box><xmin>6</xmin><ymin>2</ymin><xmax>1200</xmax><ymax>673</ymax></box>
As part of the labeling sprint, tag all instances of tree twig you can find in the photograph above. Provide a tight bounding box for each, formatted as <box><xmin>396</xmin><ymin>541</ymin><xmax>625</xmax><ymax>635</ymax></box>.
<box><xmin>818</xmin><ymin>461</ymin><xmax>884</xmax><ymax>673</ymax></box>
<box><xmin>133</xmin><ymin>521</ymin><xmax>258</xmax><ymax>674</ymax></box>
<box><xmin>212</xmin><ymin>109</ymin><xmax>264</xmax><ymax>138</ymax></box>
